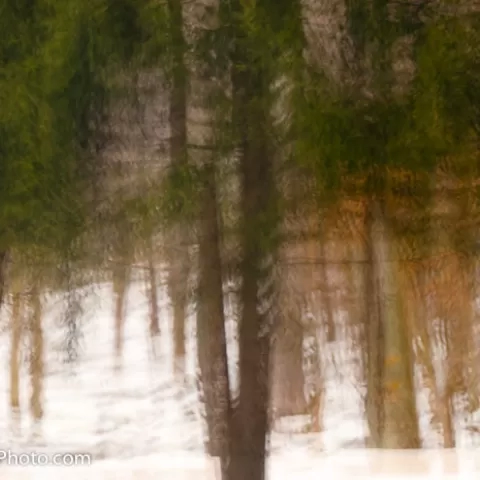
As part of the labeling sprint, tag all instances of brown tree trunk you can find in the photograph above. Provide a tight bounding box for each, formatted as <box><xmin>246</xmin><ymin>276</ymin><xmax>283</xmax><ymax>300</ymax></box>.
<box><xmin>186</xmin><ymin>0</ymin><xmax>233</xmax><ymax>470</ymax></box>
<box><xmin>10</xmin><ymin>286</ymin><xmax>23</xmax><ymax>419</ymax></box>
<box><xmin>167</xmin><ymin>0</ymin><xmax>189</xmax><ymax>380</ymax></box>
<box><xmin>271</xmin><ymin>309</ymin><xmax>307</xmax><ymax>418</ymax></box>
<box><xmin>439</xmin><ymin>388</ymin><xmax>456</xmax><ymax>448</ymax></box>
<box><xmin>365</xmin><ymin>200</ymin><xmax>420</xmax><ymax>448</ymax></box>
<box><xmin>29</xmin><ymin>287</ymin><xmax>44</xmax><ymax>425</ymax></box>
<box><xmin>228</xmin><ymin>32</ymin><xmax>276</xmax><ymax>480</ymax></box>
<box><xmin>304</xmin><ymin>320</ymin><xmax>324</xmax><ymax>434</ymax></box>
<box><xmin>146</xmin><ymin>239</ymin><xmax>160</xmax><ymax>339</ymax></box>
<box><xmin>364</xmin><ymin>202</ymin><xmax>385</xmax><ymax>448</ymax></box>
<box><xmin>429</xmin><ymin>173</ymin><xmax>470</xmax><ymax>445</ymax></box>
<box><xmin>113</xmin><ymin>264</ymin><xmax>129</xmax><ymax>366</ymax></box>
<box><xmin>456</xmin><ymin>257</ymin><xmax>480</xmax><ymax>415</ymax></box>
<box><xmin>409</xmin><ymin>267</ymin><xmax>456</xmax><ymax>448</ymax></box>
<box><xmin>0</xmin><ymin>251</ymin><xmax>8</xmax><ymax>307</ymax></box>
<box><xmin>318</xmin><ymin>237</ymin><xmax>336</xmax><ymax>343</ymax></box>
<box><xmin>168</xmin><ymin>255</ymin><xmax>188</xmax><ymax>377</ymax></box>
<box><xmin>196</xmin><ymin>165</ymin><xmax>232</xmax><ymax>474</ymax></box>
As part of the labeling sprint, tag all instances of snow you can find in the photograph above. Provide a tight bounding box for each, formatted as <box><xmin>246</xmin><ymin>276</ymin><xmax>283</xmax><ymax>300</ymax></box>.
<box><xmin>0</xmin><ymin>451</ymin><xmax>479</xmax><ymax>479</ymax></box>
<box><xmin>0</xmin><ymin>281</ymin><xmax>478</xmax><ymax>478</ymax></box>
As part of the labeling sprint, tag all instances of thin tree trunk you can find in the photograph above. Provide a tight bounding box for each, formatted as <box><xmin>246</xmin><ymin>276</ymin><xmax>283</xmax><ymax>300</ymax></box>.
<box><xmin>29</xmin><ymin>287</ymin><xmax>43</xmax><ymax>425</ymax></box>
<box><xmin>170</xmin><ymin>264</ymin><xmax>188</xmax><ymax>377</ymax></box>
<box><xmin>146</xmin><ymin>239</ymin><xmax>160</xmax><ymax>339</ymax></box>
<box><xmin>0</xmin><ymin>251</ymin><xmax>8</xmax><ymax>307</ymax></box>
<box><xmin>304</xmin><ymin>320</ymin><xmax>324</xmax><ymax>434</ymax></box>
<box><xmin>318</xmin><ymin>237</ymin><xmax>336</xmax><ymax>343</ymax></box>
<box><xmin>10</xmin><ymin>287</ymin><xmax>23</xmax><ymax>418</ymax></box>
<box><xmin>440</xmin><ymin>338</ymin><xmax>456</xmax><ymax>449</ymax></box>
<box><xmin>440</xmin><ymin>392</ymin><xmax>455</xmax><ymax>448</ymax></box>
<box><xmin>364</xmin><ymin>202</ymin><xmax>385</xmax><ymax>448</ymax></box>
<box><xmin>167</xmin><ymin>0</ymin><xmax>189</xmax><ymax>380</ymax></box>
<box><xmin>113</xmin><ymin>264</ymin><xmax>129</xmax><ymax>366</ymax></box>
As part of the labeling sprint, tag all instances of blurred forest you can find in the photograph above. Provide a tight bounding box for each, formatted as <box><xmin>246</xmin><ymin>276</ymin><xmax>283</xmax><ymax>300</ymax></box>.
<box><xmin>1</xmin><ymin>1</ymin><xmax>480</xmax><ymax>479</ymax></box>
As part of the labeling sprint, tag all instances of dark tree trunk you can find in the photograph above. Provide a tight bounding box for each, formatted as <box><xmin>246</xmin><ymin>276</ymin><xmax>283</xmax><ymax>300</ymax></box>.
<box><xmin>228</xmin><ymin>33</ymin><xmax>276</xmax><ymax>480</ymax></box>
<box><xmin>186</xmin><ymin>0</ymin><xmax>233</xmax><ymax>469</ymax></box>
<box><xmin>196</xmin><ymin>165</ymin><xmax>232</xmax><ymax>477</ymax></box>
<box><xmin>167</xmin><ymin>0</ymin><xmax>187</xmax><ymax>161</ymax></box>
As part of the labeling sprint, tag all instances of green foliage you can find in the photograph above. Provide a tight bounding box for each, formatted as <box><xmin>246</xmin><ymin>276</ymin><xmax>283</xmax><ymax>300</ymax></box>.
<box><xmin>0</xmin><ymin>0</ymin><xmax>479</xmax><ymax>273</ymax></box>
<box><xmin>291</xmin><ymin>3</ymin><xmax>480</xmax><ymax>213</ymax></box>
<box><xmin>159</xmin><ymin>163</ymin><xmax>204</xmax><ymax>225</ymax></box>
<box><xmin>0</xmin><ymin>0</ymin><xmax>172</xmax><ymax>261</ymax></box>
<box><xmin>413</xmin><ymin>17</ymin><xmax>480</xmax><ymax>147</ymax></box>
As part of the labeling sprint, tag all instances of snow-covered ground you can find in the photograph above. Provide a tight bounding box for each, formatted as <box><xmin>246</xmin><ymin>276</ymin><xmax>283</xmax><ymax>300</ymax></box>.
<box><xmin>0</xmin><ymin>281</ymin><xmax>478</xmax><ymax>478</ymax></box>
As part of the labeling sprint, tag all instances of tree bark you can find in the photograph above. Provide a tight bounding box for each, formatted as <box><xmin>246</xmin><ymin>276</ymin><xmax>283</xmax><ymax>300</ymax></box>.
<box><xmin>364</xmin><ymin>202</ymin><xmax>385</xmax><ymax>448</ymax></box>
<box><xmin>228</xmin><ymin>30</ymin><xmax>276</xmax><ymax>480</ymax></box>
<box><xmin>366</xmin><ymin>200</ymin><xmax>420</xmax><ymax>448</ymax></box>
<box><xmin>186</xmin><ymin>0</ymin><xmax>233</xmax><ymax>471</ymax></box>
<box><xmin>10</xmin><ymin>286</ymin><xmax>23</xmax><ymax>416</ymax></box>
<box><xmin>168</xmin><ymin>250</ymin><xmax>188</xmax><ymax>377</ymax></box>
<box><xmin>29</xmin><ymin>287</ymin><xmax>44</xmax><ymax>424</ymax></box>
<box><xmin>113</xmin><ymin>263</ymin><xmax>129</xmax><ymax>366</ymax></box>
<box><xmin>146</xmin><ymin>238</ymin><xmax>160</xmax><ymax>339</ymax></box>
<box><xmin>196</xmin><ymin>166</ymin><xmax>232</xmax><ymax>472</ymax></box>
<box><xmin>0</xmin><ymin>251</ymin><xmax>8</xmax><ymax>307</ymax></box>
<box><xmin>318</xmin><ymin>237</ymin><xmax>336</xmax><ymax>343</ymax></box>
<box><xmin>271</xmin><ymin>308</ymin><xmax>307</xmax><ymax>418</ymax></box>
<box><xmin>304</xmin><ymin>319</ymin><xmax>324</xmax><ymax>433</ymax></box>
<box><xmin>167</xmin><ymin>0</ymin><xmax>189</xmax><ymax>380</ymax></box>
<box><xmin>409</xmin><ymin>267</ymin><xmax>456</xmax><ymax>448</ymax></box>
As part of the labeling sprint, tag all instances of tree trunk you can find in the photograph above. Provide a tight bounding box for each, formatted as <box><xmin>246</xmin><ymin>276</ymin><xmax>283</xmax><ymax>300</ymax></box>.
<box><xmin>228</xmin><ymin>32</ymin><xmax>276</xmax><ymax>480</ymax></box>
<box><xmin>409</xmin><ymin>267</ymin><xmax>456</xmax><ymax>448</ymax></box>
<box><xmin>10</xmin><ymin>286</ymin><xmax>23</xmax><ymax>420</ymax></box>
<box><xmin>29</xmin><ymin>287</ymin><xmax>44</xmax><ymax>425</ymax></box>
<box><xmin>271</xmin><ymin>308</ymin><xmax>307</xmax><ymax>418</ymax></box>
<box><xmin>196</xmin><ymin>166</ymin><xmax>232</xmax><ymax>472</ymax></box>
<box><xmin>440</xmin><ymin>302</ymin><xmax>458</xmax><ymax>447</ymax></box>
<box><xmin>429</xmin><ymin>174</ymin><xmax>470</xmax><ymax>444</ymax></box>
<box><xmin>167</xmin><ymin>0</ymin><xmax>189</xmax><ymax>380</ymax></box>
<box><xmin>304</xmin><ymin>320</ymin><xmax>324</xmax><ymax>434</ymax></box>
<box><xmin>0</xmin><ymin>251</ymin><xmax>8</xmax><ymax>307</ymax></box>
<box><xmin>113</xmin><ymin>264</ymin><xmax>129</xmax><ymax>366</ymax></box>
<box><xmin>186</xmin><ymin>0</ymin><xmax>233</xmax><ymax>471</ymax></box>
<box><xmin>146</xmin><ymin>239</ymin><xmax>160</xmax><ymax>339</ymax></box>
<box><xmin>318</xmin><ymin>237</ymin><xmax>336</xmax><ymax>343</ymax></box>
<box><xmin>364</xmin><ymin>203</ymin><xmax>385</xmax><ymax>448</ymax></box>
<box><xmin>456</xmin><ymin>257</ymin><xmax>480</xmax><ymax>414</ymax></box>
<box><xmin>168</xmin><ymin>251</ymin><xmax>188</xmax><ymax>377</ymax></box>
<box><xmin>367</xmin><ymin>200</ymin><xmax>420</xmax><ymax>448</ymax></box>
<box><xmin>440</xmin><ymin>393</ymin><xmax>455</xmax><ymax>448</ymax></box>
